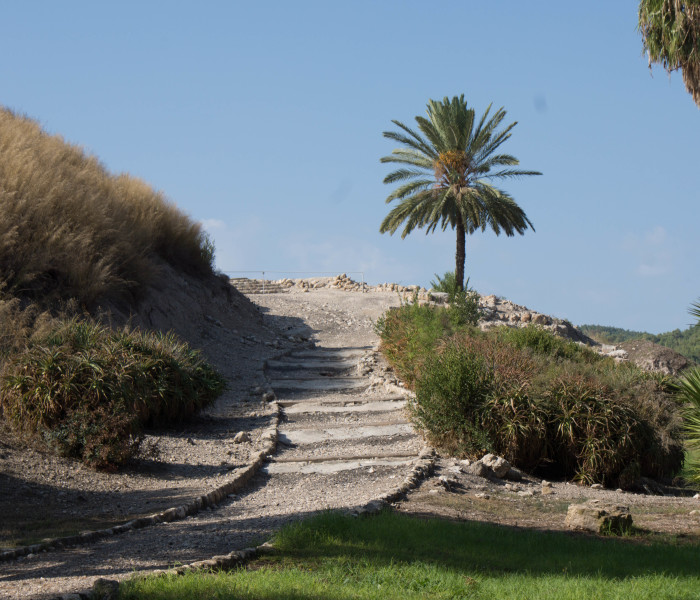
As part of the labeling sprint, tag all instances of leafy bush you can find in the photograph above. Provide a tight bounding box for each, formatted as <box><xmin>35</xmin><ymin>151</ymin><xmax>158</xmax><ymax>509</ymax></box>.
<box><xmin>0</xmin><ymin>318</ymin><xmax>225</xmax><ymax>469</ymax></box>
<box><xmin>375</xmin><ymin>300</ymin><xmax>456</xmax><ymax>386</ymax></box>
<box><xmin>379</xmin><ymin>304</ymin><xmax>684</xmax><ymax>485</ymax></box>
<box><xmin>494</xmin><ymin>324</ymin><xmax>600</xmax><ymax>363</ymax></box>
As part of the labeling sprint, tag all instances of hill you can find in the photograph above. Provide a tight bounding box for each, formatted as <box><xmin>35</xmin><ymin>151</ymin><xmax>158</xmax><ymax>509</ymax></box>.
<box><xmin>579</xmin><ymin>323</ymin><xmax>700</xmax><ymax>364</ymax></box>
<box><xmin>0</xmin><ymin>107</ymin><xmax>268</xmax><ymax>470</ymax></box>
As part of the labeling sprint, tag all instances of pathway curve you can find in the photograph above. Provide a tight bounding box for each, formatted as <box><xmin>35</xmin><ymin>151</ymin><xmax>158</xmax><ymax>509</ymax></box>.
<box><xmin>0</xmin><ymin>289</ymin><xmax>423</xmax><ymax>599</ymax></box>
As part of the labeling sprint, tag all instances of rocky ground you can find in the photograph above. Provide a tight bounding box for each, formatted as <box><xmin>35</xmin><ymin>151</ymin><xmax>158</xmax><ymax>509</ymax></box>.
<box><xmin>1</xmin><ymin>278</ymin><xmax>698</xmax><ymax>599</ymax></box>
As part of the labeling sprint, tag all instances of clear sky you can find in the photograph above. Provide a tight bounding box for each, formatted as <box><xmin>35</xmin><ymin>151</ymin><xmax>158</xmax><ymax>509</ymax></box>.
<box><xmin>1</xmin><ymin>1</ymin><xmax>698</xmax><ymax>333</ymax></box>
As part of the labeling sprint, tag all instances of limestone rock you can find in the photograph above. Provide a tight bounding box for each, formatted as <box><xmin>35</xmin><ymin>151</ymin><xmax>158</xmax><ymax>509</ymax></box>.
<box><xmin>565</xmin><ymin>500</ymin><xmax>632</xmax><ymax>534</ymax></box>
<box><xmin>233</xmin><ymin>431</ymin><xmax>250</xmax><ymax>444</ymax></box>
<box><xmin>481</xmin><ymin>453</ymin><xmax>511</xmax><ymax>478</ymax></box>
<box><xmin>464</xmin><ymin>460</ymin><xmax>490</xmax><ymax>478</ymax></box>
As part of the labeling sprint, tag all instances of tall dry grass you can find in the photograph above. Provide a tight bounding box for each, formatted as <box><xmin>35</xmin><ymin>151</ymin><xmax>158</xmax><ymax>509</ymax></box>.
<box><xmin>0</xmin><ymin>107</ymin><xmax>214</xmax><ymax>309</ymax></box>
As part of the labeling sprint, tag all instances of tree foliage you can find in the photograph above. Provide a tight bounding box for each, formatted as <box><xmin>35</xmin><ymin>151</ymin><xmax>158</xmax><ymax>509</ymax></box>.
<box><xmin>639</xmin><ymin>0</ymin><xmax>700</xmax><ymax>107</ymax></box>
<box><xmin>379</xmin><ymin>95</ymin><xmax>539</xmax><ymax>291</ymax></box>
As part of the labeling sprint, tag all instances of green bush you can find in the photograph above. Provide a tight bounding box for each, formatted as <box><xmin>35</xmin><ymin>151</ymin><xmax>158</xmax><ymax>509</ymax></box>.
<box><xmin>375</xmin><ymin>300</ymin><xmax>457</xmax><ymax>386</ymax></box>
<box><xmin>0</xmin><ymin>318</ymin><xmax>225</xmax><ymax>469</ymax></box>
<box><xmin>430</xmin><ymin>271</ymin><xmax>457</xmax><ymax>293</ymax></box>
<box><xmin>379</xmin><ymin>305</ymin><xmax>684</xmax><ymax>486</ymax></box>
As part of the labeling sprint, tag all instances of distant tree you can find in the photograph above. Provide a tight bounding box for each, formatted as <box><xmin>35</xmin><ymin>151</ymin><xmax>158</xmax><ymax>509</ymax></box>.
<box><xmin>639</xmin><ymin>0</ymin><xmax>700</xmax><ymax>107</ymax></box>
<box><xmin>379</xmin><ymin>95</ymin><xmax>539</xmax><ymax>291</ymax></box>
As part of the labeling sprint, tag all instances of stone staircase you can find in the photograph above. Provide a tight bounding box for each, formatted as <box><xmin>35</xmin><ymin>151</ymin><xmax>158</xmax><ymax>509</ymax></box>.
<box><xmin>264</xmin><ymin>347</ymin><xmax>422</xmax><ymax>477</ymax></box>
<box><xmin>230</xmin><ymin>278</ymin><xmax>286</xmax><ymax>294</ymax></box>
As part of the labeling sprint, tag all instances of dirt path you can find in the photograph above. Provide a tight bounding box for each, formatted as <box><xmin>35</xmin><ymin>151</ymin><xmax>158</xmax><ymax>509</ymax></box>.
<box><xmin>0</xmin><ymin>288</ymin><xmax>422</xmax><ymax>599</ymax></box>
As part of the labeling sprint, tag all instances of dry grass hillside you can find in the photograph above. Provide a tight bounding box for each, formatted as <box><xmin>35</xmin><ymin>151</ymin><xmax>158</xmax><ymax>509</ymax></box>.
<box><xmin>0</xmin><ymin>107</ymin><xmax>214</xmax><ymax>310</ymax></box>
<box><xmin>0</xmin><ymin>107</ymin><xmax>265</xmax><ymax>469</ymax></box>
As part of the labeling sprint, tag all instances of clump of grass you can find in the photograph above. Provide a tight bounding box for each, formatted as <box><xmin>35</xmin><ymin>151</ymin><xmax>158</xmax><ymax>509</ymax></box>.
<box><xmin>375</xmin><ymin>300</ymin><xmax>456</xmax><ymax>385</ymax></box>
<box><xmin>0</xmin><ymin>107</ymin><xmax>214</xmax><ymax>309</ymax></box>
<box><xmin>0</xmin><ymin>317</ymin><xmax>225</xmax><ymax>469</ymax></box>
<box><xmin>378</xmin><ymin>303</ymin><xmax>684</xmax><ymax>486</ymax></box>
<box><xmin>120</xmin><ymin>511</ymin><xmax>700</xmax><ymax>600</ymax></box>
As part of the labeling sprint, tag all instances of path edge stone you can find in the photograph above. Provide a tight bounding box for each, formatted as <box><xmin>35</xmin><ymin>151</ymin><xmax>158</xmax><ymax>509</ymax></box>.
<box><xmin>0</xmin><ymin>402</ymin><xmax>281</xmax><ymax>563</ymax></box>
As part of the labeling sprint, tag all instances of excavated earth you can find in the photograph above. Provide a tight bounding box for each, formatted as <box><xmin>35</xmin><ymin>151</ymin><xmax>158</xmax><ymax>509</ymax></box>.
<box><xmin>1</xmin><ymin>280</ymin><xmax>699</xmax><ymax>599</ymax></box>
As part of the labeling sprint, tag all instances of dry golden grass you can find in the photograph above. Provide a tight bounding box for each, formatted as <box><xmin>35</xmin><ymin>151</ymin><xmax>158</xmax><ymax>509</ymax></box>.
<box><xmin>0</xmin><ymin>107</ymin><xmax>213</xmax><ymax>309</ymax></box>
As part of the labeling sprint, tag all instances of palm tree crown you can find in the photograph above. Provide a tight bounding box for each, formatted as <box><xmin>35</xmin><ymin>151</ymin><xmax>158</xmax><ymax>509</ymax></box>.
<box><xmin>379</xmin><ymin>95</ymin><xmax>540</xmax><ymax>291</ymax></box>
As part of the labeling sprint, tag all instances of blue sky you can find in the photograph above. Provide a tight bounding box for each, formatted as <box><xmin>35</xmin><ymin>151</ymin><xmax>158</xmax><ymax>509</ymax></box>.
<box><xmin>1</xmin><ymin>1</ymin><xmax>698</xmax><ymax>333</ymax></box>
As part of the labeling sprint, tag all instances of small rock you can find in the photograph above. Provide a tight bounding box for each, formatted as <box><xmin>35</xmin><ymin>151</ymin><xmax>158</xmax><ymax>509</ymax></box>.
<box><xmin>481</xmin><ymin>453</ymin><xmax>511</xmax><ymax>478</ymax></box>
<box><xmin>541</xmin><ymin>481</ymin><xmax>554</xmax><ymax>495</ymax></box>
<box><xmin>694</xmin><ymin>493</ymin><xmax>700</xmax><ymax>500</ymax></box>
<box><xmin>262</xmin><ymin>391</ymin><xmax>276</xmax><ymax>402</ymax></box>
<box><xmin>233</xmin><ymin>431</ymin><xmax>250</xmax><ymax>444</ymax></box>
<box><xmin>428</xmin><ymin>489</ymin><xmax>440</xmax><ymax>494</ymax></box>
<box><xmin>92</xmin><ymin>577</ymin><xmax>120</xmax><ymax>600</ymax></box>
<box><xmin>690</xmin><ymin>510</ymin><xmax>699</xmax><ymax>516</ymax></box>
<box><xmin>517</xmin><ymin>490</ymin><xmax>535</xmax><ymax>497</ymax></box>
<box><xmin>465</xmin><ymin>460</ymin><xmax>490</xmax><ymax>478</ymax></box>
<box><xmin>590</xmin><ymin>483</ymin><xmax>603</xmax><ymax>490</ymax></box>
<box><xmin>474</xmin><ymin>493</ymin><xmax>490</xmax><ymax>499</ymax></box>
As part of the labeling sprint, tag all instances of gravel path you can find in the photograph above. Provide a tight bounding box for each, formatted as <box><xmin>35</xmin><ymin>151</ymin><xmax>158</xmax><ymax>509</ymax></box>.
<box><xmin>0</xmin><ymin>288</ymin><xmax>422</xmax><ymax>599</ymax></box>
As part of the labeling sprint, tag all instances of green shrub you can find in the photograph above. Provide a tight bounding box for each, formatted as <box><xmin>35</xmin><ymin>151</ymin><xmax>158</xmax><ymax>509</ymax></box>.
<box><xmin>375</xmin><ymin>300</ymin><xmax>456</xmax><ymax>386</ymax></box>
<box><xmin>495</xmin><ymin>324</ymin><xmax>601</xmax><ymax>363</ymax></box>
<box><xmin>447</xmin><ymin>287</ymin><xmax>482</xmax><ymax>328</ymax></box>
<box><xmin>380</xmin><ymin>309</ymin><xmax>685</xmax><ymax>486</ymax></box>
<box><xmin>430</xmin><ymin>271</ymin><xmax>457</xmax><ymax>293</ymax></box>
<box><xmin>0</xmin><ymin>318</ymin><xmax>225</xmax><ymax>469</ymax></box>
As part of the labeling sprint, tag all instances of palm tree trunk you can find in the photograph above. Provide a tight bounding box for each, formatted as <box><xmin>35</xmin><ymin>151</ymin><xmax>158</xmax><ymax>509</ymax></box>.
<box><xmin>455</xmin><ymin>218</ymin><xmax>465</xmax><ymax>292</ymax></box>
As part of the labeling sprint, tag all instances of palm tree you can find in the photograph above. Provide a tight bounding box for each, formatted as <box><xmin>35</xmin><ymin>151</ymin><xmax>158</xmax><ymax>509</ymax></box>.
<box><xmin>379</xmin><ymin>95</ymin><xmax>540</xmax><ymax>291</ymax></box>
<box><xmin>638</xmin><ymin>0</ymin><xmax>700</xmax><ymax>108</ymax></box>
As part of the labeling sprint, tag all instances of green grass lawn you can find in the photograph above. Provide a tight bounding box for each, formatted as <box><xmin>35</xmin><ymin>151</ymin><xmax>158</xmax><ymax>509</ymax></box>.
<box><xmin>120</xmin><ymin>510</ymin><xmax>700</xmax><ymax>600</ymax></box>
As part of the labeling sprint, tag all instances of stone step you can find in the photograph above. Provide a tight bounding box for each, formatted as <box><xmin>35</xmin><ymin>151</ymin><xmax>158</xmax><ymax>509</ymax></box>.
<box><xmin>230</xmin><ymin>278</ymin><xmax>286</xmax><ymax>294</ymax></box>
<box><xmin>289</xmin><ymin>348</ymin><xmax>370</xmax><ymax>360</ymax></box>
<box><xmin>275</xmin><ymin>434</ymin><xmax>422</xmax><ymax>462</ymax></box>
<box><xmin>270</xmin><ymin>377</ymin><xmax>368</xmax><ymax>394</ymax></box>
<box><xmin>278</xmin><ymin>423</ymin><xmax>414</xmax><ymax>446</ymax></box>
<box><xmin>283</xmin><ymin>399</ymin><xmax>407</xmax><ymax>414</ymax></box>
<box><xmin>263</xmin><ymin>455</ymin><xmax>415</xmax><ymax>475</ymax></box>
<box><xmin>266</xmin><ymin>357</ymin><xmax>358</xmax><ymax>372</ymax></box>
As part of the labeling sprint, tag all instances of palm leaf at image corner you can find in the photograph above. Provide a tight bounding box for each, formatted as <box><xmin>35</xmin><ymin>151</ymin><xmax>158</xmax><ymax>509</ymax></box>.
<box><xmin>678</xmin><ymin>367</ymin><xmax>700</xmax><ymax>484</ymax></box>
<box><xmin>690</xmin><ymin>299</ymin><xmax>700</xmax><ymax>322</ymax></box>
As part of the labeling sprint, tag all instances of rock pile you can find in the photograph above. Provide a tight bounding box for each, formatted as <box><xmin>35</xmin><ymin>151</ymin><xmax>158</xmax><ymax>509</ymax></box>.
<box><xmin>477</xmin><ymin>294</ymin><xmax>593</xmax><ymax>345</ymax></box>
